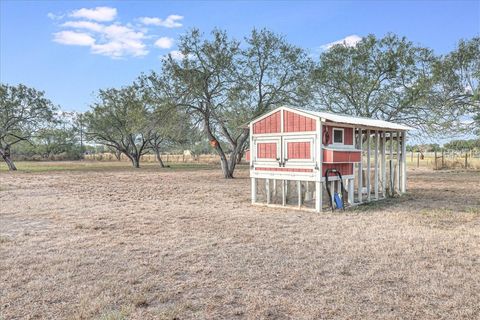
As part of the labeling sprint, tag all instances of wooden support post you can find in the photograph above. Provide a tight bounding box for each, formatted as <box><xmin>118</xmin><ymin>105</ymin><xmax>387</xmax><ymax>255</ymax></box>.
<box><xmin>381</xmin><ymin>132</ymin><xmax>386</xmax><ymax>198</ymax></box>
<box><xmin>396</xmin><ymin>131</ymin><xmax>401</xmax><ymax>193</ymax></box>
<box><xmin>282</xmin><ymin>180</ymin><xmax>286</xmax><ymax>206</ymax></box>
<box><xmin>266</xmin><ymin>178</ymin><xmax>271</xmax><ymax>204</ymax></box>
<box><xmin>297</xmin><ymin>181</ymin><xmax>302</xmax><ymax>207</ymax></box>
<box><xmin>366</xmin><ymin>129</ymin><xmax>371</xmax><ymax>201</ymax></box>
<box><xmin>357</xmin><ymin>129</ymin><xmax>363</xmax><ymax>203</ymax></box>
<box><xmin>374</xmin><ymin>131</ymin><xmax>379</xmax><ymax>200</ymax></box>
<box><xmin>389</xmin><ymin>132</ymin><xmax>394</xmax><ymax>195</ymax></box>
<box><xmin>330</xmin><ymin>179</ymin><xmax>335</xmax><ymax>205</ymax></box>
<box><xmin>315</xmin><ymin>182</ymin><xmax>322</xmax><ymax>212</ymax></box>
<box><xmin>251</xmin><ymin>178</ymin><xmax>257</xmax><ymax>204</ymax></box>
<box><xmin>273</xmin><ymin>179</ymin><xmax>277</xmax><ymax>197</ymax></box>
<box><xmin>348</xmin><ymin>178</ymin><xmax>354</xmax><ymax>204</ymax></box>
<box><xmin>401</xmin><ymin>131</ymin><xmax>407</xmax><ymax>193</ymax></box>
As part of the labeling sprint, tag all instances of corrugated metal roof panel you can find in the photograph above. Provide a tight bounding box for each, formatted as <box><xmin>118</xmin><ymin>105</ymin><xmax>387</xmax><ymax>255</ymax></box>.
<box><xmin>291</xmin><ymin>108</ymin><xmax>413</xmax><ymax>131</ymax></box>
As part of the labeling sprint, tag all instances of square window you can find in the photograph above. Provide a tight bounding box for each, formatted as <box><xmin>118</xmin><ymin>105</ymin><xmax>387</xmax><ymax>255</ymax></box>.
<box><xmin>333</xmin><ymin>129</ymin><xmax>344</xmax><ymax>144</ymax></box>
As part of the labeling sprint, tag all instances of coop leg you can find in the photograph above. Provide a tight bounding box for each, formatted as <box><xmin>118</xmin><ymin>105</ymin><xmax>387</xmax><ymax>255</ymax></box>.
<box><xmin>251</xmin><ymin>178</ymin><xmax>257</xmax><ymax>204</ymax></box>
<box><xmin>315</xmin><ymin>181</ymin><xmax>322</xmax><ymax>212</ymax></box>
<box><xmin>297</xmin><ymin>181</ymin><xmax>302</xmax><ymax>208</ymax></box>
<box><xmin>282</xmin><ymin>180</ymin><xmax>286</xmax><ymax>206</ymax></box>
<box><xmin>266</xmin><ymin>178</ymin><xmax>271</xmax><ymax>204</ymax></box>
<box><xmin>348</xmin><ymin>179</ymin><xmax>354</xmax><ymax>205</ymax></box>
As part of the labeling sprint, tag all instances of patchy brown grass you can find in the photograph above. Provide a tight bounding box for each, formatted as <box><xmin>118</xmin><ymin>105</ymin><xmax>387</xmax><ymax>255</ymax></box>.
<box><xmin>0</xmin><ymin>164</ymin><xmax>479</xmax><ymax>319</ymax></box>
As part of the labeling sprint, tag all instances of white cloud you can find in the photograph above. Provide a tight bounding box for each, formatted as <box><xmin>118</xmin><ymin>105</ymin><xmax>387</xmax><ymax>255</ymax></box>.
<box><xmin>62</xmin><ymin>21</ymin><xmax>105</xmax><ymax>32</ymax></box>
<box><xmin>47</xmin><ymin>12</ymin><xmax>64</xmax><ymax>20</ymax></box>
<box><xmin>70</xmin><ymin>7</ymin><xmax>117</xmax><ymax>22</ymax></box>
<box><xmin>51</xmin><ymin>7</ymin><xmax>183</xmax><ymax>59</ymax></box>
<box><xmin>321</xmin><ymin>35</ymin><xmax>362</xmax><ymax>50</ymax></box>
<box><xmin>154</xmin><ymin>37</ymin><xmax>174</xmax><ymax>49</ymax></box>
<box><xmin>53</xmin><ymin>31</ymin><xmax>95</xmax><ymax>46</ymax></box>
<box><xmin>91</xmin><ymin>24</ymin><xmax>148</xmax><ymax>58</ymax></box>
<box><xmin>139</xmin><ymin>14</ymin><xmax>183</xmax><ymax>28</ymax></box>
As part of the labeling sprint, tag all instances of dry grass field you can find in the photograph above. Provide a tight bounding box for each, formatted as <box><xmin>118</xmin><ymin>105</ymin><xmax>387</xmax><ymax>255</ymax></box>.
<box><xmin>1</xmin><ymin>162</ymin><xmax>479</xmax><ymax>319</ymax></box>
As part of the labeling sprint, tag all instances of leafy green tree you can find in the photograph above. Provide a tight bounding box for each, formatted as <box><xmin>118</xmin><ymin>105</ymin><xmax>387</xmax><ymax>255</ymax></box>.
<box><xmin>0</xmin><ymin>83</ymin><xmax>57</xmax><ymax>170</ymax></box>
<box><xmin>84</xmin><ymin>86</ymin><xmax>152</xmax><ymax>168</ymax></box>
<box><xmin>432</xmin><ymin>37</ymin><xmax>479</xmax><ymax>135</ymax></box>
<box><xmin>313</xmin><ymin>34</ymin><xmax>452</xmax><ymax>134</ymax></box>
<box><xmin>146</xmin><ymin>28</ymin><xmax>313</xmax><ymax>178</ymax></box>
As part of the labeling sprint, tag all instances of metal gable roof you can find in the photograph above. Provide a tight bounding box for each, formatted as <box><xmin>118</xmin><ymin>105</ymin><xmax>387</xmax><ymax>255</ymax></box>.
<box><xmin>291</xmin><ymin>108</ymin><xmax>413</xmax><ymax>131</ymax></box>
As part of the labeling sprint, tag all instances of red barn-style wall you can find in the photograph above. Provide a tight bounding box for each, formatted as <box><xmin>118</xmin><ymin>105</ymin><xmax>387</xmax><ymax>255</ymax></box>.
<box><xmin>287</xmin><ymin>142</ymin><xmax>311</xmax><ymax>159</ymax></box>
<box><xmin>283</xmin><ymin>110</ymin><xmax>316</xmax><ymax>132</ymax></box>
<box><xmin>323</xmin><ymin>126</ymin><xmax>353</xmax><ymax>145</ymax></box>
<box><xmin>257</xmin><ymin>143</ymin><xmax>277</xmax><ymax>159</ymax></box>
<box><xmin>253</xmin><ymin>111</ymin><xmax>281</xmax><ymax>134</ymax></box>
<box><xmin>322</xmin><ymin>163</ymin><xmax>354</xmax><ymax>177</ymax></box>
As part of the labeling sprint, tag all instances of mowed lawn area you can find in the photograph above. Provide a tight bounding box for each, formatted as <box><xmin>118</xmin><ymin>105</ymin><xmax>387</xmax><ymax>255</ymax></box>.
<box><xmin>0</xmin><ymin>162</ymin><xmax>479</xmax><ymax>319</ymax></box>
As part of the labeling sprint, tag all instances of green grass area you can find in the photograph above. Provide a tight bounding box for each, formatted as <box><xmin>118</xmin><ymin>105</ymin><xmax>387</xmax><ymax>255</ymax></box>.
<box><xmin>0</xmin><ymin>160</ymin><xmax>233</xmax><ymax>173</ymax></box>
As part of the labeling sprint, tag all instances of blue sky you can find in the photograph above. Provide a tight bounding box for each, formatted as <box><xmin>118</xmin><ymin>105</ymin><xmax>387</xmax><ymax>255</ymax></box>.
<box><xmin>1</xmin><ymin>0</ymin><xmax>479</xmax><ymax>113</ymax></box>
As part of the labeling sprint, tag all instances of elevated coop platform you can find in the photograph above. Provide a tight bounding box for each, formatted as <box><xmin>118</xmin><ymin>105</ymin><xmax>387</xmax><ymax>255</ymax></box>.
<box><xmin>249</xmin><ymin>106</ymin><xmax>412</xmax><ymax>212</ymax></box>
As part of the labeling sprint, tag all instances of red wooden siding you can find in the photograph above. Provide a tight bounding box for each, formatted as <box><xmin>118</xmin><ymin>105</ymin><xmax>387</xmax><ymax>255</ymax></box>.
<box><xmin>323</xmin><ymin>126</ymin><xmax>354</xmax><ymax>145</ymax></box>
<box><xmin>287</xmin><ymin>142</ymin><xmax>311</xmax><ymax>159</ymax></box>
<box><xmin>283</xmin><ymin>110</ymin><xmax>316</xmax><ymax>132</ymax></box>
<box><xmin>323</xmin><ymin>149</ymin><xmax>361</xmax><ymax>163</ymax></box>
<box><xmin>255</xmin><ymin>167</ymin><xmax>313</xmax><ymax>172</ymax></box>
<box><xmin>245</xmin><ymin>149</ymin><xmax>250</xmax><ymax>161</ymax></box>
<box><xmin>253</xmin><ymin>111</ymin><xmax>281</xmax><ymax>134</ymax></box>
<box><xmin>322</xmin><ymin>163</ymin><xmax>354</xmax><ymax>176</ymax></box>
<box><xmin>257</xmin><ymin>143</ymin><xmax>277</xmax><ymax>159</ymax></box>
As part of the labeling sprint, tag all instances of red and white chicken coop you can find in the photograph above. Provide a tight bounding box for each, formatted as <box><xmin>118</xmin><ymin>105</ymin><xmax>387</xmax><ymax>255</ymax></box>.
<box><xmin>248</xmin><ymin>106</ymin><xmax>411</xmax><ymax>212</ymax></box>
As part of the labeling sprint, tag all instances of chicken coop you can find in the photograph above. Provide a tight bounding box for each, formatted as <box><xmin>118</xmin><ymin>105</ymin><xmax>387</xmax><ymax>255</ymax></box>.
<box><xmin>248</xmin><ymin>106</ymin><xmax>412</xmax><ymax>212</ymax></box>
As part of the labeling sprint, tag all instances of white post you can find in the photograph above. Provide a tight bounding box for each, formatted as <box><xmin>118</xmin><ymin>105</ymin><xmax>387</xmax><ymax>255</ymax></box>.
<box><xmin>348</xmin><ymin>178</ymin><xmax>354</xmax><ymax>204</ymax></box>
<box><xmin>374</xmin><ymin>131</ymin><xmax>379</xmax><ymax>200</ymax></box>
<box><xmin>315</xmin><ymin>181</ymin><xmax>322</xmax><ymax>212</ymax></box>
<box><xmin>297</xmin><ymin>180</ymin><xmax>302</xmax><ymax>207</ymax></box>
<box><xmin>357</xmin><ymin>129</ymin><xmax>363</xmax><ymax>203</ymax></box>
<box><xmin>330</xmin><ymin>178</ymin><xmax>335</xmax><ymax>205</ymax></box>
<box><xmin>389</xmin><ymin>131</ymin><xmax>394</xmax><ymax>195</ymax></box>
<box><xmin>381</xmin><ymin>132</ymin><xmax>386</xmax><ymax>198</ymax></box>
<box><xmin>251</xmin><ymin>178</ymin><xmax>257</xmax><ymax>204</ymax></box>
<box><xmin>401</xmin><ymin>131</ymin><xmax>407</xmax><ymax>193</ymax></box>
<box><xmin>273</xmin><ymin>179</ymin><xmax>277</xmax><ymax>197</ymax></box>
<box><xmin>266</xmin><ymin>178</ymin><xmax>271</xmax><ymax>204</ymax></box>
<box><xmin>396</xmin><ymin>131</ymin><xmax>401</xmax><ymax>194</ymax></box>
<box><xmin>366</xmin><ymin>130</ymin><xmax>371</xmax><ymax>202</ymax></box>
<box><xmin>282</xmin><ymin>180</ymin><xmax>286</xmax><ymax>206</ymax></box>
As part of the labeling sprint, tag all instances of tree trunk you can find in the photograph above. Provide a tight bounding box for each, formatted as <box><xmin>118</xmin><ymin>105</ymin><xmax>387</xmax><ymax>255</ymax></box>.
<box><xmin>0</xmin><ymin>147</ymin><xmax>17</xmax><ymax>171</ymax></box>
<box><xmin>236</xmin><ymin>150</ymin><xmax>243</xmax><ymax>164</ymax></box>
<box><xmin>114</xmin><ymin>149</ymin><xmax>121</xmax><ymax>161</ymax></box>
<box><xmin>154</xmin><ymin>148</ymin><xmax>166</xmax><ymax>168</ymax></box>
<box><xmin>131</xmin><ymin>156</ymin><xmax>140</xmax><ymax>168</ymax></box>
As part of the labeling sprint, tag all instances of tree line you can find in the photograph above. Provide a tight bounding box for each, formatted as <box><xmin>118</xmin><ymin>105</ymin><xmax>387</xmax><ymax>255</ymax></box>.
<box><xmin>1</xmin><ymin>29</ymin><xmax>479</xmax><ymax>176</ymax></box>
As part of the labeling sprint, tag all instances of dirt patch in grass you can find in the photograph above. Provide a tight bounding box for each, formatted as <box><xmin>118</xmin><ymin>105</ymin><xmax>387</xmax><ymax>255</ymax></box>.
<box><xmin>0</xmin><ymin>164</ymin><xmax>479</xmax><ymax>319</ymax></box>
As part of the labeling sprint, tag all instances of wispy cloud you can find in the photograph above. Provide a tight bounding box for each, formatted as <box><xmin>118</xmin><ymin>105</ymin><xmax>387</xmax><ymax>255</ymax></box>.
<box><xmin>154</xmin><ymin>37</ymin><xmax>174</xmax><ymax>49</ymax></box>
<box><xmin>70</xmin><ymin>7</ymin><xmax>117</xmax><ymax>22</ymax></box>
<box><xmin>139</xmin><ymin>15</ymin><xmax>184</xmax><ymax>28</ymax></box>
<box><xmin>51</xmin><ymin>7</ymin><xmax>184</xmax><ymax>59</ymax></box>
<box><xmin>321</xmin><ymin>35</ymin><xmax>362</xmax><ymax>50</ymax></box>
<box><xmin>53</xmin><ymin>31</ymin><xmax>95</xmax><ymax>46</ymax></box>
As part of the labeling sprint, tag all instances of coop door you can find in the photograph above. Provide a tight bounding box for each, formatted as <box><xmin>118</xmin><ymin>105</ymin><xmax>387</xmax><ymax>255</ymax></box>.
<box><xmin>282</xmin><ymin>135</ymin><xmax>316</xmax><ymax>168</ymax></box>
<box><xmin>254</xmin><ymin>137</ymin><xmax>281</xmax><ymax>166</ymax></box>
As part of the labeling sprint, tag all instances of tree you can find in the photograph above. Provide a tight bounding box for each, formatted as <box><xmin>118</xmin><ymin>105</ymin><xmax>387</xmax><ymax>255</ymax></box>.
<box><xmin>84</xmin><ymin>86</ymin><xmax>152</xmax><ymax>168</ymax></box>
<box><xmin>312</xmin><ymin>34</ymin><xmax>451</xmax><ymax>134</ymax></box>
<box><xmin>147</xmin><ymin>29</ymin><xmax>241</xmax><ymax>178</ymax></box>
<box><xmin>146</xmin><ymin>28</ymin><xmax>314</xmax><ymax>178</ymax></box>
<box><xmin>0</xmin><ymin>83</ymin><xmax>56</xmax><ymax>170</ymax></box>
<box><xmin>148</xmin><ymin>104</ymin><xmax>190</xmax><ymax>167</ymax></box>
<box><xmin>432</xmin><ymin>37</ymin><xmax>480</xmax><ymax>135</ymax></box>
